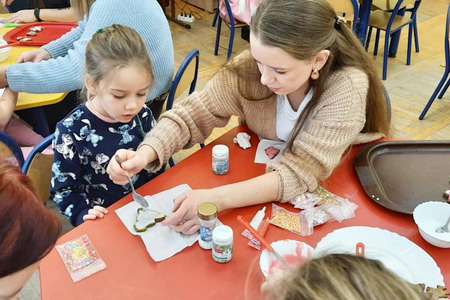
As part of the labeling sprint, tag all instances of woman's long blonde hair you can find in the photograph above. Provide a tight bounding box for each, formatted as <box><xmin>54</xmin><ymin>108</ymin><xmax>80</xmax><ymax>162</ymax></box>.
<box><xmin>70</xmin><ymin>0</ymin><xmax>96</xmax><ymax>20</ymax></box>
<box><xmin>226</xmin><ymin>0</ymin><xmax>390</xmax><ymax>150</ymax></box>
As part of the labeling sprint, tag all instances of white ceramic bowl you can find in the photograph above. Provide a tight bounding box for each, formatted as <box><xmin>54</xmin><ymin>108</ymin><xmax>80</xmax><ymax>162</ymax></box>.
<box><xmin>0</xmin><ymin>39</ymin><xmax>11</xmax><ymax>63</ymax></box>
<box><xmin>413</xmin><ymin>201</ymin><xmax>450</xmax><ymax>248</ymax></box>
<box><xmin>259</xmin><ymin>239</ymin><xmax>314</xmax><ymax>277</ymax></box>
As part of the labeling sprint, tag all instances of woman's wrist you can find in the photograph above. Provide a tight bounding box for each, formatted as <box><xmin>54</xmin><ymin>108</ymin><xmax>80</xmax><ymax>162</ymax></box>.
<box><xmin>136</xmin><ymin>144</ymin><xmax>157</xmax><ymax>166</ymax></box>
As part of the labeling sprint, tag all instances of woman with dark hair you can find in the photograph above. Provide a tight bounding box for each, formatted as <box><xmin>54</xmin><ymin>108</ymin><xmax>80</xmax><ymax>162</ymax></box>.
<box><xmin>0</xmin><ymin>161</ymin><xmax>61</xmax><ymax>299</ymax></box>
<box><xmin>108</xmin><ymin>0</ymin><xmax>390</xmax><ymax>235</ymax></box>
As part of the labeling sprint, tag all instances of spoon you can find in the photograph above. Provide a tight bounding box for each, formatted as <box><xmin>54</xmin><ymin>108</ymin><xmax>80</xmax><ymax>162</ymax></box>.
<box><xmin>114</xmin><ymin>155</ymin><xmax>149</xmax><ymax>208</ymax></box>
<box><xmin>436</xmin><ymin>216</ymin><xmax>450</xmax><ymax>233</ymax></box>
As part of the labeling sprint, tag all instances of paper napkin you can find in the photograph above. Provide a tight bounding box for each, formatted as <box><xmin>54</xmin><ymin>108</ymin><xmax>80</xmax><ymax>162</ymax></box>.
<box><xmin>115</xmin><ymin>184</ymin><xmax>199</xmax><ymax>262</ymax></box>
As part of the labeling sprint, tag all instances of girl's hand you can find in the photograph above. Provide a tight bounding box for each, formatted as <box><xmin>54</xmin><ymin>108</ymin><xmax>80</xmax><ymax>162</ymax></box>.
<box><xmin>162</xmin><ymin>189</ymin><xmax>215</xmax><ymax>235</ymax></box>
<box><xmin>82</xmin><ymin>206</ymin><xmax>108</xmax><ymax>222</ymax></box>
<box><xmin>261</xmin><ymin>267</ymin><xmax>290</xmax><ymax>298</ymax></box>
<box><xmin>16</xmin><ymin>48</ymin><xmax>51</xmax><ymax>63</ymax></box>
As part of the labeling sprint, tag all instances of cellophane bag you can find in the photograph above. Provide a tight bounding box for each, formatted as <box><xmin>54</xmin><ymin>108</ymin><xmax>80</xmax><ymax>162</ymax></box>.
<box><xmin>269</xmin><ymin>203</ymin><xmax>302</xmax><ymax>235</ymax></box>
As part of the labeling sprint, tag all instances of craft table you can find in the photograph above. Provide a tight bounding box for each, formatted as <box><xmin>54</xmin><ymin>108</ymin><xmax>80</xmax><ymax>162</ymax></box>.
<box><xmin>0</xmin><ymin>15</ymin><xmax>68</xmax><ymax>136</ymax></box>
<box><xmin>40</xmin><ymin>125</ymin><xmax>449</xmax><ymax>299</ymax></box>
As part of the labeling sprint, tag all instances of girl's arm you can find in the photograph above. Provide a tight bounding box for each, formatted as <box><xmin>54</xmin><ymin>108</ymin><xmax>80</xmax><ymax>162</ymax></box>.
<box><xmin>0</xmin><ymin>87</ymin><xmax>17</xmax><ymax>130</ymax></box>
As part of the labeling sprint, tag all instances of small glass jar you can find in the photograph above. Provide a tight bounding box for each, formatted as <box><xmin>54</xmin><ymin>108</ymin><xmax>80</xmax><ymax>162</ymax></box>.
<box><xmin>212</xmin><ymin>225</ymin><xmax>233</xmax><ymax>263</ymax></box>
<box><xmin>212</xmin><ymin>144</ymin><xmax>229</xmax><ymax>175</ymax></box>
<box><xmin>197</xmin><ymin>202</ymin><xmax>217</xmax><ymax>250</ymax></box>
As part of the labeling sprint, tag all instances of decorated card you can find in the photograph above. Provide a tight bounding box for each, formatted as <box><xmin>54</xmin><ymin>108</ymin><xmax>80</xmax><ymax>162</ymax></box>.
<box><xmin>55</xmin><ymin>234</ymin><xmax>106</xmax><ymax>282</ymax></box>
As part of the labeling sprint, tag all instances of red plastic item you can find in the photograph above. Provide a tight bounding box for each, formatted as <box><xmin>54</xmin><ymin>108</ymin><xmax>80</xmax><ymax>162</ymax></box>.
<box><xmin>3</xmin><ymin>22</ymin><xmax>78</xmax><ymax>46</ymax></box>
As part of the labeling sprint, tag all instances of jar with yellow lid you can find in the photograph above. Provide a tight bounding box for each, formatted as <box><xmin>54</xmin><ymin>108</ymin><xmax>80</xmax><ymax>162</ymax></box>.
<box><xmin>197</xmin><ymin>202</ymin><xmax>217</xmax><ymax>250</ymax></box>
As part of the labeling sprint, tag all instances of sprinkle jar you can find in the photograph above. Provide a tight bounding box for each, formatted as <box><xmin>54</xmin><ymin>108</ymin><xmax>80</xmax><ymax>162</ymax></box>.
<box><xmin>198</xmin><ymin>202</ymin><xmax>217</xmax><ymax>250</ymax></box>
<box><xmin>212</xmin><ymin>144</ymin><xmax>229</xmax><ymax>175</ymax></box>
<box><xmin>212</xmin><ymin>225</ymin><xmax>233</xmax><ymax>263</ymax></box>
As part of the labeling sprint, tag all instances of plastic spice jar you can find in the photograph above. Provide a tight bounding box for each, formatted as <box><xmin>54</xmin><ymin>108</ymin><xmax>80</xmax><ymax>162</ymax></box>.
<box><xmin>197</xmin><ymin>202</ymin><xmax>218</xmax><ymax>250</ymax></box>
<box><xmin>212</xmin><ymin>225</ymin><xmax>233</xmax><ymax>263</ymax></box>
<box><xmin>212</xmin><ymin>144</ymin><xmax>229</xmax><ymax>175</ymax></box>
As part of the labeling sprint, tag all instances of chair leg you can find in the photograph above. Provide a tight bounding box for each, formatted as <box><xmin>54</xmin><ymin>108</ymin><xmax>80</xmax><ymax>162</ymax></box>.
<box><xmin>227</xmin><ymin>24</ymin><xmax>235</xmax><ymax>60</ymax></box>
<box><xmin>382</xmin><ymin>32</ymin><xmax>390</xmax><ymax>80</ymax></box>
<box><xmin>413</xmin><ymin>17</ymin><xmax>419</xmax><ymax>52</ymax></box>
<box><xmin>212</xmin><ymin>8</ymin><xmax>219</xmax><ymax>27</ymax></box>
<box><xmin>374</xmin><ymin>29</ymin><xmax>380</xmax><ymax>56</ymax></box>
<box><xmin>419</xmin><ymin>70</ymin><xmax>450</xmax><ymax>119</ymax></box>
<box><xmin>169</xmin><ymin>156</ymin><xmax>175</xmax><ymax>167</ymax></box>
<box><xmin>214</xmin><ymin>18</ymin><xmax>222</xmax><ymax>56</ymax></box>
<box><xmin>406</xmin><ymin>25</ymin><xmax>413</xmax><ymax>65</ymax></box>
<box><xmin>438</xmin><ymin>74</ymin><xmax>450</xmax><ymax>99</ymax></box>
<box><xmin>365</xmin><ymin>27</ymin><xmax>373</xmax><ymax>51</ymax></box>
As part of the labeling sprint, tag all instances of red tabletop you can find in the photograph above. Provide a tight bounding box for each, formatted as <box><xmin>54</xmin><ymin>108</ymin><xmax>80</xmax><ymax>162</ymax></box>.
<box><xmin>40</xmin><ymin>125</ymin><xmax>449</xmax><ymax>299</ymax></box>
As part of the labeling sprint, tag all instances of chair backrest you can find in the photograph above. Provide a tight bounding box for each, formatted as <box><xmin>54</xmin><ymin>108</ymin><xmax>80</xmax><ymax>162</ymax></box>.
<box><xmin>0</xmin><ymin>131</ymin><xmax>24</xmax><ymax>167</ymax></box>
<box><xmin>327</xmin><ymin>0</ymin><xmax>359</xmax><ymax>32</ymax></box>
<box><xmin>165</xmin><ymin>49</ymin><xmax>200</xmax><ymax>111</ymax></box>
<box><xmin>445</xmin><ymin>3</ymin><xmax>450</xmax><ymax>68</ymax></box>
<box><xmin>22</xmin><ymin>134</ymin><xmax>54</xmax><ymax>204</ymax></box>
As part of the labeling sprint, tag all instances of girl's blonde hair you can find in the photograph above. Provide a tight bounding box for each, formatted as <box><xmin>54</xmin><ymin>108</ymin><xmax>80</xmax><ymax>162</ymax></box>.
<box><xmin>226</xmin><ymin>0</ymin><xmax>390</xmax><ymax>150</ymax></box>
<box><xmin>272</xmin><ymin>254</ymin><xmax>426</xmax><ymax>300</ymax></box>
<box><xmin>83</xmin><ymin>24</ymin><xmax>153</xmax><ymax>99</ymax></box>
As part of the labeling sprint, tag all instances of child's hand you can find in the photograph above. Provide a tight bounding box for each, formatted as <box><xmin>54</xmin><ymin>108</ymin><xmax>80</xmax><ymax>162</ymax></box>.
<box><xmin>0</xmin><ymin>87</ymin><xmax>18</xmax><ymax>129</ymax></box>
<box><xmin>261</xmin><ymin>267</ymin><xmax>290</xmax><ymax>298</ymax></box>
<box><xmin>82</xmin><ymin>206</ymin><xmax>108</xmax><ymax>222</ymax></box>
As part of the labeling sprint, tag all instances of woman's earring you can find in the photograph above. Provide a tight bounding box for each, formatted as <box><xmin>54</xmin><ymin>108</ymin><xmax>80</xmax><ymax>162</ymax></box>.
<box><xmin>310</xmin><ymin>68</ymin><xmax>320</xmax><ymax>80</ymax></box>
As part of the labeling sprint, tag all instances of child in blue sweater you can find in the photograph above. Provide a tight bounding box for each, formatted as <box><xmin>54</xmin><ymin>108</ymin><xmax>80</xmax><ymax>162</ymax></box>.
<box><xmin>50</xmin><ymin>24</ymin><xmax>161</xmax><ymax>226</ymax></box>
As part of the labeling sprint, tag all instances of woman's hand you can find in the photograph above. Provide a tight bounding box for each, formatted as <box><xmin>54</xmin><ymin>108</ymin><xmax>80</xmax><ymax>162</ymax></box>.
<box><xmin>82</xmin><ymin>205</ymin><xmax>108</xmax><ymax>222</ymax></box>
<box><xmin>107</xmin><ymin>148</ymin><xmax>153</xmax><ymax>185</ymax></box>
<box><xmin>16</xmin><ymin>48</ymin><xmax>51</xmax><ymax>63</ymax></box>
<box><xmin>162</xmin><ymin>189</ymin><xmax>216</xmax><ymax>235</ymax></box>
<box><xmin>5</xmin><ymin>10</ymin><xmax>37</xmax><ymax>24</ymax></box>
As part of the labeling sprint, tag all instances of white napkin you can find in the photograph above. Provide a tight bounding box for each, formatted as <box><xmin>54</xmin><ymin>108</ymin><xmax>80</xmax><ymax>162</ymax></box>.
<box><xmin>115</xmin><ymin>184</ymin><xmax>199</xmax><ymax>262</ymax></box>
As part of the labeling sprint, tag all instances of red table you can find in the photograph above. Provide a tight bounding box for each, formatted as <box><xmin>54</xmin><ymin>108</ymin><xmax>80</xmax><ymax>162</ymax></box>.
<box><xmin>40</xmin><ymin>125</ymin><xmax>449</xmax><ymax>299</ymax></box>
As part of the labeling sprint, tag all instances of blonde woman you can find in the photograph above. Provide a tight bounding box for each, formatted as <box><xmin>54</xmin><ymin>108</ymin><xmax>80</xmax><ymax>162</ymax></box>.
<box><xmin>108</xmin><ymin>0</ymin><xmax>390</xmax><ymax>235</ymax></box>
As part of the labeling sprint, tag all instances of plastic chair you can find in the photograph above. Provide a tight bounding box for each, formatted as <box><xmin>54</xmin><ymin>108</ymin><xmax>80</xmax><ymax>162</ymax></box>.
<box><xmin>166</xmin><ymin>49</ymin><xmax>201</xmax><ymax>166</ymax></box>
<box><xmin>327</xmin><ymin>0</ymin><xmax>359</xmax><ymax>32</ymax></box>
<box><xmin>365</xmin><ymin>0</ymin><xmax>420</xmax><ymax>80</ymax></box>
<box><xmin>22</xmin><ymin>134</ymin><xmax>54</xmax><ymax>204</ymax></box>
<box><xmin>0</xmin><ymin>130</ymin><xmax>25</xmax><ymax>167</ymax></box>
<box><xmin>214</xmin><ymin>0</ymin><xmax>247</xmax><ymax>60</ymax></box>
<box><xmin>418</xmin><ymin>3</ymin><xmax>450</xmax><ymax>120</ymax></box>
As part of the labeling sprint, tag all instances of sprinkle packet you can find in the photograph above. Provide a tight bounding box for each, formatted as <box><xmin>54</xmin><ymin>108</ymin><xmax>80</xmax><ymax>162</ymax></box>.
<box><xmin>55</xmin><ymin>234</ymin><xmax>106</xmax><ymax>282</ymax></box>
<box><xmin>270</xmin><ymin>204</ymin><xmax>302</xmax><ymax>235</ymax></box>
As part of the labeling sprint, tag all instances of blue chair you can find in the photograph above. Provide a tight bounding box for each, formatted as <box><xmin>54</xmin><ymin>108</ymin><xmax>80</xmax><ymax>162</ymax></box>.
<box><xmin>0</xmin><ymin>130</ymin><xmax>25</xmax><ymax>167</ymax></box>
<box><xmin>419</xmin><ymin>3</ymin><xmax>450</xmax><ymax>120</ymax></box>
<box><xmin>214</xmin><ymin>0</ymin><xmax>247</xmax><ymax>60</ymax></box>
<box><xmin>22</xmin><ymin>134</ymin><xmax>54</xmax><ymax>203</ymax></box>
<box><xmin>166</xmin><ymin>49</ymin><xmax>201</xmax><ymax>166</ymax></box>
<box><xmin>365</xmin><ymin>0</ymin><xmax>421</xmax><ymax>80</ymax></box>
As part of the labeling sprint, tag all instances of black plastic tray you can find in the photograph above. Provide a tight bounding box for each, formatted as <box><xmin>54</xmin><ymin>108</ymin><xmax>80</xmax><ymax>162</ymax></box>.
<box><xmin>354</xmin><ymin>141</ymin><xmax>450</xmax><ymax>214</ymax></box>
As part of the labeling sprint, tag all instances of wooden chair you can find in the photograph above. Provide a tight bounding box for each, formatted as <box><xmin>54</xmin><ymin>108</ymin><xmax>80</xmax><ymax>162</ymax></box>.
<box><xmin>22</xmin><ymin>134</ymin><xmax>54</xmax><ymax>204</ymax></box>
<box><xmin>372</xmin><ymin>0</ymin><xmax>420</xmax><ymax>52</ymax></box>
<box><xmin>326</xmin><ymin>0</ymin><xmax>359</xmax><ymax>32</ymax></box>
<box><xmin>419</xmin><ymin>3</ymin><xmax>450</xmax><ymax>120</ymax></box>
<box><xmin>165</xmin><ymin>49</ymin><xmax>201</xmax><ymax>166</ymax></box>
<box><xmin>365</xmin><ymin>0</ymin><xmax>420</xmax><ymax>80</ymax></box>
<box><xmin>214</xmin><ymin>0</ymin><xmax>247</xmax><ymax>60</ymax></box>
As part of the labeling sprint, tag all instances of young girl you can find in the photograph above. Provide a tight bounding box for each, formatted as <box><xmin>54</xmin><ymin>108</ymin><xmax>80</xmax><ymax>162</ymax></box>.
<box><xmin>50</xmin><ymin>24</ymin><xmax>160</xmax><ymax>226</ymax></box>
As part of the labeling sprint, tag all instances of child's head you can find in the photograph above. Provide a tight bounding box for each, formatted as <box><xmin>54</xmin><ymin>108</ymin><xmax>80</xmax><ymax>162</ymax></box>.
<box><xmin>84</xmin><ymin>24</ymin><xmax>153</xmax><ymax>123</ymax></box>
<box><xmin>264</xmin><ymin>254</ymin><xmax>426</xmax><ymax>300</ymax></box>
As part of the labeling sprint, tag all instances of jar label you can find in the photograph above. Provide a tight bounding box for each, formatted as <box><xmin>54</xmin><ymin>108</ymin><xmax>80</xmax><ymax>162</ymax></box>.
<box><xmin>199</xmin><ymin>225</ymin><xmax>214</xmax><ymax>249</ymax></box>
<box><xmin>212</xmin><ymin>160</ymin><xmax>229</xmax><ymax>175</ymax></box>
<box><xmin>212</xmin><ymin>243</ymin><xmax>233</xmax><ymax>263</ymax></box>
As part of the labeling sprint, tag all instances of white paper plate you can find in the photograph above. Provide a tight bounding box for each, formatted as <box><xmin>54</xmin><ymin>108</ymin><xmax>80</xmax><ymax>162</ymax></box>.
<box><xmin>259</xmin><ymin>239</ymin><xmax>314</xmax><ymax>277</ymax></box>
<box><xmin>313</xmin><ymin>226</ymin><xmax>444</xmax><ymax>287</ymax></box>
<box><xmin>254</xmin><ymin>139</ymin><xmax>286</xmax><ymax>164</ymax></box>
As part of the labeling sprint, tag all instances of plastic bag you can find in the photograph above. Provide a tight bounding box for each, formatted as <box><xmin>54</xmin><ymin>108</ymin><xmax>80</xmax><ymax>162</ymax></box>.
<box><xmin>270</xmin><ymin>203</ymin><xmax>302</xmax><ymax>235</ymax></box>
